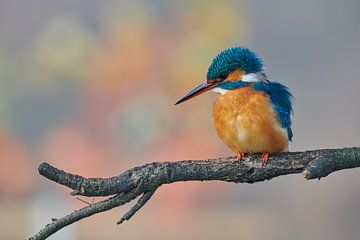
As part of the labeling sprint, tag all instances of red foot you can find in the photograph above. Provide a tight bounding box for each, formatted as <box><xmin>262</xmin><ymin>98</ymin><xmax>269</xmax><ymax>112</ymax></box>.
<box><xmin>237</xmin><ymin>152</ymin><xmax>245</xmax><ymax>161</ymax></box>
<box><xmin>262</xmin><ymin>152</ymin><xmax>270</xmax><ymax>163</ymax></box>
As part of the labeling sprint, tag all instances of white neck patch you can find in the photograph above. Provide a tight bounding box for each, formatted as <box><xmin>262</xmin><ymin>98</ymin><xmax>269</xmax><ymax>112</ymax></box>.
<box><xmin>212</xmin><ymin>87</ymin><xmax>228</xmax><ymax>95</ymax></box>
<box><xmin>241</xmin><ymin>73</ymin><xmax>261</xmax><ymax>83</ymax></box>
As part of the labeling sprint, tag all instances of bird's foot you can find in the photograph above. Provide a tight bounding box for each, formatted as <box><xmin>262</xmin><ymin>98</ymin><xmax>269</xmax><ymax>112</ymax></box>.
<box><xmin>237</xmin><ymin>152</ymin><xmax>245</xmax><ymax>161</ymax></box>
<box><xmin>262</xmin><ymin>152</ymin><xmax>270</xmax><ymax>163</ymax></box>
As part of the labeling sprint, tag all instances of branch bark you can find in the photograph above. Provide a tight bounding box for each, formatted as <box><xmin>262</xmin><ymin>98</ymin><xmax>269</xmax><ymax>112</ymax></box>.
<box><xmin>29</xmin><ymin>147</ymin><xmax>360</xmax><ymax>240</ymax></box>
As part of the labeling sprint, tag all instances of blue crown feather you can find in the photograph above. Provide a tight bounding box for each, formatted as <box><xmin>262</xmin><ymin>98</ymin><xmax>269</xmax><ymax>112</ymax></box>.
<box><xmin>207</xmin><ymin>46</ymin><xmax>263</xmax><ymax>80</ymax></box>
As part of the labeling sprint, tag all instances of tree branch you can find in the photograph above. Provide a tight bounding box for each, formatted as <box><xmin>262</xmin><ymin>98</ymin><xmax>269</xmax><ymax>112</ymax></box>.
<box><xmin>29</xmin><ymin>147</ymin><xmax>360</xmax><ymax>240</ymax></box>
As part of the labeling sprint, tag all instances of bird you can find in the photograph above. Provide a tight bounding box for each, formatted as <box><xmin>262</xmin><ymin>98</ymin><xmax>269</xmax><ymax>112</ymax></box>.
<box><xmin>175</xmin><ymin>46</ymin><xmax>293</xmax><ymax>162</ymax></box>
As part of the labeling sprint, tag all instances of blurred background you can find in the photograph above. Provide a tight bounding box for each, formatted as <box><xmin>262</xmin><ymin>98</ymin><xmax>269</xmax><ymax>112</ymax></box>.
<box><xmin>0</xmin><ymin>0</ymin><xmax>359</xmax><ymax>239</ymax></box>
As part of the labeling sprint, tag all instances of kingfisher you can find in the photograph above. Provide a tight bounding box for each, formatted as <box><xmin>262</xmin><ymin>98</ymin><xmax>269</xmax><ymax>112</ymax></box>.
<box><xmin>175</xmin><ymin>46</ymin><xmax>293</xmax><ymax>162</ymax></box>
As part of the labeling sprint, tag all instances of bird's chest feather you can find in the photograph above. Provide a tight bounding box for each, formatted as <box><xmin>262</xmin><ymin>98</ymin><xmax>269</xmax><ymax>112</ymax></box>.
<box><xmin>212</xmin><ymin>86</ymin><xmax>288</xmax><ymax>153</ymax></box>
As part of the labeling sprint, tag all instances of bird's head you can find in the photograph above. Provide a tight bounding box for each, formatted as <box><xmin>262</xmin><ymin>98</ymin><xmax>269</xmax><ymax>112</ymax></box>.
<box><xmin>175</xmin><ymin>46</ymin><xmax>268</xmax><ymax>105</ymax></box>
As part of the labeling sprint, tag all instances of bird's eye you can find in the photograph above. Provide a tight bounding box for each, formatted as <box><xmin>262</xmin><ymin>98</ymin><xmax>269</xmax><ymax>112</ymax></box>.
<box><xmin>218</xmin><ymin>73</ymin><xmax>228</xmax><ymax>80</ymax></box>
<box><xmin>208</xmin><ymin>74</ymin><xmax>228</xmax><ymax>84</ymax></box>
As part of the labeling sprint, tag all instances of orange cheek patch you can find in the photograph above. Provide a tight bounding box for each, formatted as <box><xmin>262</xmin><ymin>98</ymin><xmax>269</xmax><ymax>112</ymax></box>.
<box><xmin>227</xmin><ymin>70</ymin><xmax>245</xmax><ymax>82</ymax></box>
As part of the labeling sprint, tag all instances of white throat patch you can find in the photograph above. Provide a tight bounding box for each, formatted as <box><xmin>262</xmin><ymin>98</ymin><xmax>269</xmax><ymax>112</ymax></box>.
<box><xmin>212</xmin><ymin>87</ymin><xmax>228</xmax><ymax>95</ymax></box>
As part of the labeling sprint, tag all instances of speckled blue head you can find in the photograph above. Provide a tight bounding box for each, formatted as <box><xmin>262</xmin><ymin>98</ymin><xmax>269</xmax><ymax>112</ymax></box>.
<box><xmin>175</xmin><ymin>46</ymin><xmax>266</xmax><ymax>106</ymax></box>
<box><xmin>207</xmin><ymin>46</ymin><xmax>263</xmax><ymax>80</ymax></box>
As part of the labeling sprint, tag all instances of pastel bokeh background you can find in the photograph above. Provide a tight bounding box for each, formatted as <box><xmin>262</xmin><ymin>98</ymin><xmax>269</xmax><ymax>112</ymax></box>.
<box><xmin>1</xmin><ymin>0</ymin><xmax>360</xmax><ymax>239</ymax></box>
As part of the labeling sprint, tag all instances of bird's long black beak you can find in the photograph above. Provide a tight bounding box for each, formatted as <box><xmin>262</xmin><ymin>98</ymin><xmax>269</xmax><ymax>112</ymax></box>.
<box><xmin>175</xmin><ymin>81</ymin><xmax>218</xmax><ymax>105</ymax></box>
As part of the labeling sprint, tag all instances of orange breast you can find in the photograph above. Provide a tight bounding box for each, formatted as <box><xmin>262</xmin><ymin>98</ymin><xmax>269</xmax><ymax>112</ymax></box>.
<box><xmin>212</xmin><ymin>86</ymin><xmax>289</xmax><ymax>154</ymax></box>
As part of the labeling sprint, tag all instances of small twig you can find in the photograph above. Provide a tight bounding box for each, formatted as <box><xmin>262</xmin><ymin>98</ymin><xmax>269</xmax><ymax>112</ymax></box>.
<box><xmin>29</xmin><ymin>147</ymin><xmax>360</xmax><ymax>240</ymax></box>
<box><xmin>117</xmin><ymin>190</ymin><xmax>156</xmax><ymax>224</ymax></box>
<box><xmin>75</xmin><ymin>197</ymin><xmax>91</xmax><ymax>205</ymax></box>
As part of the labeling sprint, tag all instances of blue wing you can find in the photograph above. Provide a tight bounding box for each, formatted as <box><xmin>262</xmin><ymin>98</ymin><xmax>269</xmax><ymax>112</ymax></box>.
<box><xmin>254</xmin><ymin>82</ymin><xmax>294</xmax><ymax>141</ymax></box>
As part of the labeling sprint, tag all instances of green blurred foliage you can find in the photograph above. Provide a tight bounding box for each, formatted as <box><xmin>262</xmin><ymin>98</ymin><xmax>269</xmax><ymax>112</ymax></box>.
<box><xmin>33</xmin><ymin>17</ymin><xmax>94</xmax><ymax>84</ymax></box>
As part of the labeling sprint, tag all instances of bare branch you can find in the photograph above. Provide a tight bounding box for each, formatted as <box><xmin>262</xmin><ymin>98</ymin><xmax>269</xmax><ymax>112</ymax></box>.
<box><xmin>29</xmin><ymin>147</ymin><xmax>360</xmax><ymax>240</ymax></box>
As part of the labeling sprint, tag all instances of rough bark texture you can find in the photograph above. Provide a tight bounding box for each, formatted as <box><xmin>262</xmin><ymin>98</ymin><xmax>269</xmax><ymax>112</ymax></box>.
<box><xmin>29</xmin><ymin>147</ymin><xmax>360</xmax><ymax>240</ymax></box>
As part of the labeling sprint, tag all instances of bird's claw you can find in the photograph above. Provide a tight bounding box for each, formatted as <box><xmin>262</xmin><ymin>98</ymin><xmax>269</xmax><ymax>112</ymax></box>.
<box><xmin>262</xmin><ymin>152</ymin><xmax>270</xmax><ymax>163</ymax></box>
<box><xmin>237</xmin><ymin>152</ymin><xmax>245</xmax><ymax>161</ymax></box>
